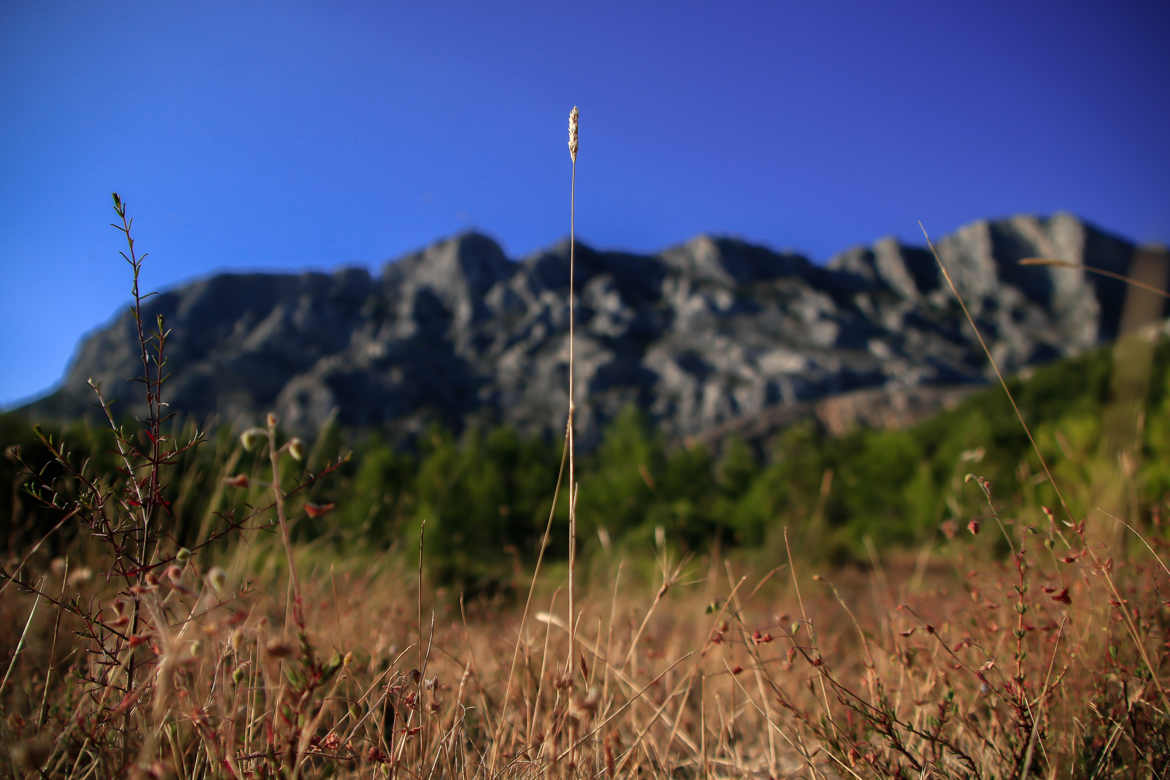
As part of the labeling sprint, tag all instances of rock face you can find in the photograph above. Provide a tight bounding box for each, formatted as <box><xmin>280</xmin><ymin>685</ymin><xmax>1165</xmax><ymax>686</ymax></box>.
<box><xmin>27</xmin><ymin>214</ymin><xmax>1168</xmax><ymax>445</ymax></box>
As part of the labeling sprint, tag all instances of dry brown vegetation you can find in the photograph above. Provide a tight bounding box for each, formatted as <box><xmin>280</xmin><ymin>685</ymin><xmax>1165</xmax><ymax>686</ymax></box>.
<box><xmin>3</xmin><ymin>500</ymin><xmax>1168</xmax><ymax>777</ymax></box>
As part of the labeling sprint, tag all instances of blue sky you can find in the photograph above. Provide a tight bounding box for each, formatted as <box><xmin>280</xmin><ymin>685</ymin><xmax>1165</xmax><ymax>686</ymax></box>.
<box><xmin>2</xmin><ymin>0</ymin><xmax>1168</xmax><ymax>407</ymax></box>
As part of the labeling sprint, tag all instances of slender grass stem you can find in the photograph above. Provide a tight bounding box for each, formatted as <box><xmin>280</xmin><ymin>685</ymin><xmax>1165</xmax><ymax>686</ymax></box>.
<box><xmin>566</xmin><ymin>106</ymin><xmax>579</xmax><ymax>677</ymax></box>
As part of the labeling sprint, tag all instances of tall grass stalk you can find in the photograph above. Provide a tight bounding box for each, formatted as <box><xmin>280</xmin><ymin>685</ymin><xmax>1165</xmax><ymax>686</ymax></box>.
<box><xmin>566</xmin><ymin>105</ymin><xmax>580</xmax><ymax>678</ymax></box>
<box><xmin>265</xmin><ymin>413</ymin><xmax>302</xmax><ymax>628</ymax></box>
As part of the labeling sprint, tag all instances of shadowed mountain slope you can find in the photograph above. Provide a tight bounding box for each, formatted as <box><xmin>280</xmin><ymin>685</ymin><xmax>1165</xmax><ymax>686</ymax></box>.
<box><xmin>27</xmin><ymin>214</ymin><xmax>1167</xmax><ymax>444</ymax></box>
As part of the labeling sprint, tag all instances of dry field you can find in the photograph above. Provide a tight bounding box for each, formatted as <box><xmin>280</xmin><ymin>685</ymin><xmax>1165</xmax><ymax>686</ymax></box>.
<box><xmin>3</xmin><ymin>509</ymin><xmax>1167</xmax><ymax>778</ymax></box>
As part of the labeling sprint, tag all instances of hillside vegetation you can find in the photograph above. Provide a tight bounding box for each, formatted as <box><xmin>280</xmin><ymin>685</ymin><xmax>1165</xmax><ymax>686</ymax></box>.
<box><xmin>5</xmin><ymin>328</ymin><xmax>1169</xmax><ymax>589</ymax></box>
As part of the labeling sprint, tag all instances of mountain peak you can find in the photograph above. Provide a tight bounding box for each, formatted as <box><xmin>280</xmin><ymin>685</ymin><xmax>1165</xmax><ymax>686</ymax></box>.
<box><xmin>380</xmin><ymin>230</ymin><xmax>513</xmax><ymax>317</ymax></box>
<box><xmin>661</xmin><ymin>233</ymin><xmax>813</xmax><ymax>285</ymax></box>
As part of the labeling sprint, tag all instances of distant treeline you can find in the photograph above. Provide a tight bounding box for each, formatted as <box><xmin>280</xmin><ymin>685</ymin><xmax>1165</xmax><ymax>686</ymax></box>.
<box><xmin>4</xmin><ymin>336</ymin><xmax>1169</xmax><ymax>590</ymax></box>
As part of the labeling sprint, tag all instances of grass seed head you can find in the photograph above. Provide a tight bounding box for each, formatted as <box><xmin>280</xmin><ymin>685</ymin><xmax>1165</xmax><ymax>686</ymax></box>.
<box><xmin>568</xmin><ymin>106</ymin><xmax>579</xmax><ymax>162</ymax></box>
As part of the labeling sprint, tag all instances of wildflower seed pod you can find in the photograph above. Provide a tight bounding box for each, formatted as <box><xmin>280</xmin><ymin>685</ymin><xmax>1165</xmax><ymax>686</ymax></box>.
<box><xmin>229</xmin><ymin>628</ymin><xmax>244</xmax><ymax>653</ymax></box>
<box><xmin>568</xmin><ymin>106</ymin><xmax>579</xmax><ymax>162</ymax></box>
<box><xmin>206</xmin><ymin>566</ymin><xmax>228</xmax><ymax>596</ymax></box>
<box><xmin>240</xmin><ymin>427</ymin><xmax>266</xmax><ymax>452</ymax></box>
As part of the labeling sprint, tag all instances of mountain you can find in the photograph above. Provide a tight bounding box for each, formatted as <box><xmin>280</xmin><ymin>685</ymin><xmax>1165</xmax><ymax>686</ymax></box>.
<box><xmin>24</xmin><ymin>213</ymin><xmax>1169</xmax><ymax>445</ymax></box>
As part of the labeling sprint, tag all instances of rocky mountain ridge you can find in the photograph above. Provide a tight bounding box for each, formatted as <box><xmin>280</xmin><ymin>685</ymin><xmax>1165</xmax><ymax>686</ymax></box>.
<box><xmin>26</xmin><ymin>213</ymin><xmax>1168</xmax><ymax>445</ymax></box>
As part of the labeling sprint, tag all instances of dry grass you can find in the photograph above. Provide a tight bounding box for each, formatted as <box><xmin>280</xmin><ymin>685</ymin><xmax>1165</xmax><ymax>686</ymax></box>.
<box><xmin>2</xmin><ymin>518</ymin><xmax>1166</xmax><ymax>778</ymax></box>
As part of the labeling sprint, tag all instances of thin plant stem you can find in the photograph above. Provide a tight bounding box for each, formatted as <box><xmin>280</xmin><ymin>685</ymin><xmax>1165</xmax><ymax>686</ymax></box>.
<box><xmin>566</xmin><ymin>106</ymin><xmax>579</xmax><ymax>677</ymax></box>
<box><xmin>1019</xmin><ymin>257</ymin><xmax>1170</xmax><ymax>300</ymax></box>
<box><xmin>784</xmin><ymin>528</ymin><xmax>838</xmax><ymax>742</ymax></box>
<box><xmin>267</xmin><ymin>415</ymin><xmax>302</xmax><ymax>628</ymax></box>
<box><xmin>0</xmin><ymin>578</ymin><xmax>42</xmax><ymax>698</ymax></box>
<box><xmin>489</xmin><ymin>438</ymin><xmax>568</xmax><ymax>773</ymax></box>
